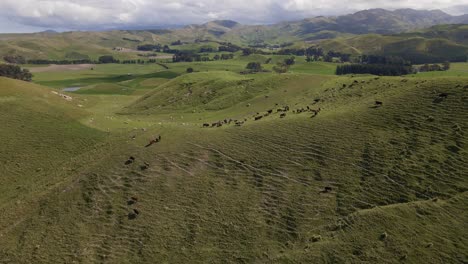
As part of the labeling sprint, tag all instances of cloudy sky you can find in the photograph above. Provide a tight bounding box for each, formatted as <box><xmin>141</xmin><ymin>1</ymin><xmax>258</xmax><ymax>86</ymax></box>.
<box><xmin>0</xmin><ymin>0</ymin><xmax>467</xmax><ymax>33</ymax></box>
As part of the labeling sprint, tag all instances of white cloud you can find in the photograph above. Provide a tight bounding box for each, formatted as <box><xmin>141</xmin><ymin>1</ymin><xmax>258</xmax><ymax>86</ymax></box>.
<box><xmin>0</xmin><ymin>0</ymin><xmax>466</xmax><ymax>32</ymax></box>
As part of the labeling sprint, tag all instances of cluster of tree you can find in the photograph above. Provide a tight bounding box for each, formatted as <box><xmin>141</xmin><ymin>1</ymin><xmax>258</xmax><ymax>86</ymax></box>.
<box><xmin>171</xmin><ymin>40</ymin><xmax>183</xmax><ymax>45</ymax></box>
<box><xmin>360</xmin><ymin>55</ymin><xmax>410</xmax><ymax>65</ymax></box>
<box><xmin>218</xmin><ymin>45</ymin><xmax>240</xmax><ymax>52</ymax></box>
<box><xmin>173</xmin><ymin>52</ymin><xmax>202</xmax><ymax>62</ymax></box>
<box><xmin>199</xmin><ymin>47</ymin><xmax>214</xmax><ymax>53</ymax></box>
<box><xmin>162</xmin><ymin>46</ymin><xmax>180</xmax><ymax>54</ymax></box>
<box><xmin>3</xmin><ymin>55</ymin><xmax>26</xmax><ymax>64</ymax></box>
<box><xmin>278</xmin><ymin>47</ymin><xmax>324</xmax><ymax>57</ymax></box>
<box><xmin>245</xmin><ymin>62</ymin><xmax>263</xmax><ymax>73</ymax></box>
<box><xmin>284</xmin><ymin>57</ymin><xmax>296</xmax><ymax>66</ymax></box>
<box><xmin>172</xmin><ymin>52</ymin><xmax>234</xmax><ymax>63</ymax></box>
<box><xmin>273</xmin><ymin>63</ymin><xmax>289</xmax><ymax>74</ymax></box>
<box><xmin>336</xmin><ymin>64</ymin><xmax>413</xmax><ymax>76</ymax></box>
<box><xmin>218</xmin><ymin>42</ymin><xmax>242</xmax><ymax>52</ymax></box>
<box><xmin>121</xmin><ymin>59</ymin><xmax>160</xmax><ymax>64</ymax></box>
<box><xmin>137</xmin><ymin>44</ymin><xmax>179</xmax><ymax>53</ymax></box>
<box><xmin>0</xmin><ymin>64</ymin><xmax>32</xmax><ymax>81</ymax></box>
<box><xmin>277</xmin><ymin>48</ymin><xmax>306</xmax><ymax>56</ymax></box>
<box><xmin>213</xmin><ymin>54</ymin><xmax>234</xmax><ymax>60</ymax></box>
<box><xmin>305</xmin><ymin>47</ymin><xmax>324</xmax><ymax>57</ymax></box>
<box><xmin>323</xmin><ymin>51</ymin><xmax>351</xmax><ymax>63</ymax></box>
<box><xmin>27</xmin><ymin>59</ymin><xmax>94</xmax><ymax>65</ymax></box>
<box><xmin>28</xmin><ymin>57</ymin><xmax>165</xmax><ymax>65</ymax></box>
<box><xmin>277</xmin><ymin>47</ymin><xmax>351</xmax><ymax>62</ymax></box>
<box><xmin>417</xmin><ymin>62</ymin><xmax>451</xmax><ymax>72</ymax></box>
<box><xmin>98</xmin><ymin>55</ymin><xmax>119</xmax><ymax>64</ymax></box>
<box><xmin>137</xmin><ymin>53</ymin><xmax>158</xmax><ymax>57</ymax></box>
<box><xmin>137</xmin><ymin>44</ymin><xmax>162</xmax><ymax>51</ymax></box>
<box><xmin>245</xmin><ymin>57</ymin><xmax>295</xmax><ymax>74</ymax></box>
<box><xmin>273</xmin><ymin>57</ymin><xmax>295</xmax><ymax>74</ymax></box>
<box><xmin>242</xmin><ymin>48</ymin><xmax>272</xmax><ymax>56</ymax></box>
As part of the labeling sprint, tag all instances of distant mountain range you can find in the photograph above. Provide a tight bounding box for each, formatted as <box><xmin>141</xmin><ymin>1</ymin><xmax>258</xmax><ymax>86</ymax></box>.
<box><xmin>0</xmin><ymin>8</ymin><xmax>467</xmax><ymax>63</ymax></box>
<box><xmin>176</xmin><ymin>8</ymin><xmax>468</xmax><ymax>44</ymax></box>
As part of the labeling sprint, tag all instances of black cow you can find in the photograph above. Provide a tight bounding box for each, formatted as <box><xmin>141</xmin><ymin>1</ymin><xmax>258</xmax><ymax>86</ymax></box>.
<box><xmin>125</xmin><ymin>156</ymin><xmax>135</xmax><ymax>165</ymax></box>
<box><xmin>319</xmin><ymin>186</ymin><xmax>333</xmax><ymax>194</ymax></box>
<box><xmin>127</xmin><ymin>196</ymin><xmax>138</xmax><ymax>205</ymax></box>
<box><xmin>140</xmin><ymin>162</ymin><xmax>150</xmax><ymax>171</ymax></box>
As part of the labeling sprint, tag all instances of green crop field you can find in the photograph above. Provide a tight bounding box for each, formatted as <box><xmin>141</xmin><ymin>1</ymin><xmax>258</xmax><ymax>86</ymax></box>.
<box><xmin>1</xmin><ymin>48</ymin><xmax>467</xmax><ymax>264</ymax></box>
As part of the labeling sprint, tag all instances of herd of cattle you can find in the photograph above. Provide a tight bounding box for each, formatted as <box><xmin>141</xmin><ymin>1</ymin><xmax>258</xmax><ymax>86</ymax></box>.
<box><xmin>202</xmin><ymin>103</ymin><xmax>323</xmax><ymax>128</ymax></box>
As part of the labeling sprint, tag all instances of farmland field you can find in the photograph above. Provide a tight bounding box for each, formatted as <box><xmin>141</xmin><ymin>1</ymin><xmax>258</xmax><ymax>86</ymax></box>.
<box><xmin>1</xmin><ymin>56</ymin><xmax>467</xmax><ymax>263</ymax></box>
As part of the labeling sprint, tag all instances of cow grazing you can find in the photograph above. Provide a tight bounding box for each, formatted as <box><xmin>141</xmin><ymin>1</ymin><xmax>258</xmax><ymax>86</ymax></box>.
<box><xmin>255</xmin><ymin>116</ymin><xmax>263</xmax><ymax>121</ymax></box>
<box><xmin>145</xmin><ymin>136</ymin><xmax>161</xmax><ymax>147</ymax></box>
<box><xmin>125</xmin><ymin>156</ymin><xmax>135</xmax><ymax>165</ymax></box>
<box><xmin>280</xmin><ymin>113</ymin><xmax>286</xmax><ymax>118</ymax></box>
<box><xmin>203</xmin><ymin>123</ymin><xmax>210</xmax><ymax>127</ymax></box>
<box><xmin>127</xmin><ymin>196</ymin><xmax>138</xmax><ymax>205</ymax></box>
<box><xmin>438</xmin><ymin>93</ymin><xmax>448</xmax><ymax>98</ymax></box>
<box><xmin>140</xmin><ymin>162</ymin><xmax>150</xmax><ymax>171</ymax></box>
<box><xmin>128</xmin><ymin>212</ymin><xmax>137</xmax><ymax>220</ymax></box>
<box><xmin>319</xmin><ymin>186</ymin><xmax>333</xmax><ymax>194</ymax></box>
<box><xmin>375</xmin><ymin>101</ymin><xmax>383</xmax><ymax>107</ymax></box>
<box><xmin>267</xmin><ymin>109</ymin><xmax>273</xmax><ymax>114</ymax></box>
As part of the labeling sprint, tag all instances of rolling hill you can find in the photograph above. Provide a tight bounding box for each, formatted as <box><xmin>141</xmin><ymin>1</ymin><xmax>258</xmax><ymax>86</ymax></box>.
<box><xmin>1</xmin><ymin>8</ymin><xmax>467</xmax><ymax>62</ymax></box>
<box><xmin>1</xmin><ymin>70</ymin><xmax>467</xmax><ymax>262</ymax></box>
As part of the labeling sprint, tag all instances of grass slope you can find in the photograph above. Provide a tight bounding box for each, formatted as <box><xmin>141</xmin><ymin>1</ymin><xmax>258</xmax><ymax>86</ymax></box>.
<box><xmin>0</xmin><ymin>77</ymin><xmax>110</xmax><ymax>236</ymax></box>
<box><xmin>0</xmin><ymin>69</ymin><xmax>466</xmax><ymax>263</ymax></box>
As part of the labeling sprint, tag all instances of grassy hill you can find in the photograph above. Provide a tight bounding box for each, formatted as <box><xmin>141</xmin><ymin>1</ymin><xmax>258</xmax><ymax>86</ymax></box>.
<box><xmin>318</xmin><ymin>31</ymin><xmax>468</xmax><ymax>63</ymax></box>
<box><xmin>0</xmin><ymin>77</ymin><xmax>110</xmax><ymax>239</ymax></box>
<box><xmin>0</xmin><ymin>59</ymin><xmax>467</xmax><ymax>262</ymax></box>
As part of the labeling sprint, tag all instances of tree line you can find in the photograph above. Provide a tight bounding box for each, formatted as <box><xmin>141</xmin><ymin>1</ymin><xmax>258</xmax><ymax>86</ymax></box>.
<box><xmin>0</xmin><ymin>64</ymin><xmax>32</xmax><ymax>81</ymax></box>
<box><xmin>244</xmin><ymin>57</ymin><xmax>296</xmax><ymax>74</ymax></box>
<box><xmin>335</xmin><ymin>55</ymin><xmax>416</xmax><ymax>76</ymax></box>
<box><xmin>173</xmin><ymin>52</ymin><xmax>234</xmax><ymax>63</ymax></box>
<box><xmin>416</xmin><ymin>62</ymin><xmax>450</xmax><ymax>72</ymax></box>
<box><xmin>336</xmin><ymin>64</ymin><xmax>413</xmax><ymax>76</ymax></box>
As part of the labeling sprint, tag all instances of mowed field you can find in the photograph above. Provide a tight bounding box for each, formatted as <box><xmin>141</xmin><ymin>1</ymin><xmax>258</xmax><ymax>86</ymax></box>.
<box><xmin>1</xmin><ymin>58</ymin><xmax>467</xmax><ymax>263</ymax></box>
